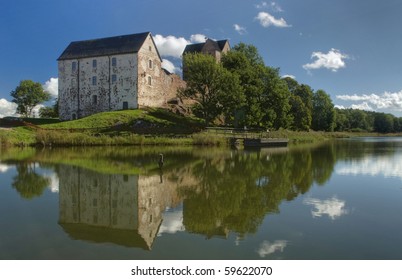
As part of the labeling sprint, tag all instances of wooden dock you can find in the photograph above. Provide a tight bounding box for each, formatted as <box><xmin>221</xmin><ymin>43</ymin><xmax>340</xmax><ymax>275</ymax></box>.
<box><xmin>206</xmin><ymin>127</ymin><xmax>289</xmax><ymax>148</ymax></box>
<box><xmin>231</xmin><ymin>137</ymin><xmax>288</xmax><ymax>147</ymax></box>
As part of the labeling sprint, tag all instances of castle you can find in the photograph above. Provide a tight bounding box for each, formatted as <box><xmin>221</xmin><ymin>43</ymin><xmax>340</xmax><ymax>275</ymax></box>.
<box><xmin>58</xmin><ymin>32</ymin><xmax>229</xmax><ymax>120</ymax></box>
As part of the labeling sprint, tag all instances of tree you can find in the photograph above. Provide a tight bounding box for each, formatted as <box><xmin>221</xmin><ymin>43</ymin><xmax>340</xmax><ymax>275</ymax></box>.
<box><xmin>222</xmin><ymin>48</ymin><xmax>265</xmax><ymax>127</ymax></box>
<box><xmin>260</xmin><ymin>66</ymin><xmax>292</xmax><ymax>129</ymax></box>
<box><xmin>10</xmin><ymin>80</ymin><xmax>51</xmax><ymax>117</ymax></box>
<box><xmin>39</xmin><ymin>98</ymin><xmax>59</xmax><ymax>118</ymax></box>
<box><xmin>284</xmin><ymin>77</ymin><xmax>311</xmax><ymax>131</ymax></box>
<box><xmin>289</xmin><ymin>94</ymin><xmax>310</xmax><ymax>131</ymax></box>
<box><xmin>180</xmin><ymin>53</ymin><xmax>244</xmax><ymax>125</ymax></box>
<box><xmin>374</xmin><ymin>113</ymin><xmax>394</xmax><ymax>133</ymax></box>
<box><xmin>312</xmin><ymin>89</ymin><xmax>335</xmax><ymax>131</ymax></box>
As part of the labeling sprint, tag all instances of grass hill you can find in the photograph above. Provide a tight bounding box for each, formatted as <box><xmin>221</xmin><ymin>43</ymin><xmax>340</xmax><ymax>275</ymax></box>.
<box><xmin>0</xmin><ymin>108</ymin><xmax>216</xmax><ymax>147</ymax></box>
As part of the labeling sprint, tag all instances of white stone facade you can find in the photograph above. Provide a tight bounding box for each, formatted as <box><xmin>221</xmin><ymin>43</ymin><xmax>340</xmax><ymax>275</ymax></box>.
<box><xmin>58</xmin><ymin>32</ymin><xmax>182</xmax><ymax>120</ymax></box>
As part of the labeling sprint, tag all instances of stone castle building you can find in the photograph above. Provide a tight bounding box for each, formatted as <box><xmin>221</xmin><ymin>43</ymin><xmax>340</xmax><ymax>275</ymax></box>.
<box><xmin>58</xmin><ymin>32</ymin><xmax>228</xmax><ymax>120</ymax></box>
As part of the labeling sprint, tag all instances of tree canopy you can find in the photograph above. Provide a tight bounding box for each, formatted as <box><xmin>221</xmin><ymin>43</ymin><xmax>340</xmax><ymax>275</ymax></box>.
<box><xmin>10</xmin><ymin>80</ymin><xmax>51</xmax><ymax>117</ymax></box>
<box><xmin>181</xmin><ymin>42</ymin><xmax>402</xmax><ymax>134</ymax></box>
<box><xmin>181</xmin><ymin>52</ymin><xmax>244</xmax><ymax>125</ymax></box>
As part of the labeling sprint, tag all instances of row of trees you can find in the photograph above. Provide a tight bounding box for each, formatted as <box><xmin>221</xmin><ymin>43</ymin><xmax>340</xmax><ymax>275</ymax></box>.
<box><xmin>181</xmin><ymin>43</ymin><xmax>335</xmax><ymax>131</ymax></box>
<box><xmin>181</xmin><ymin>43</ymin><xmax>402</xmax><ymax>133</ymax></box>
<box><xmin>335</xmin><ymin>108</ymin><xmax>402</xmax><ymax>133</ymax></box>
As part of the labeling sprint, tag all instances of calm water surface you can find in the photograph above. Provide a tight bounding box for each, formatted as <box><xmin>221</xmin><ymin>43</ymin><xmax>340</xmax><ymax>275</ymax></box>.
<box><xmin>1</xmin><ymin>137</ymin><xmax>402</xmax><ymax>259</ymax></box>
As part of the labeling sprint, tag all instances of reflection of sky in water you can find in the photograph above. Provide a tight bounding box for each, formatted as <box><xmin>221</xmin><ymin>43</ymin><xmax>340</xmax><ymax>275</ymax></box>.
<box><xmin>0</xmin><ymin>163</ymin><xmax>11</xmax><ymax>173</ymax></box>
<box><xmin>304</xmin><ymin>196</ymin><xmax>348</xmax><ymax>220</ymax></box>
<box><xmin>336</xmin><ymin>153</ymin><xmax>402</xmax><ymax>180</ymax></box>
<box><xmin>257</xmin><ymin>240</ymin><xmax>288</xmax><ymax>257</ymax></box>
<box><xmin>44</xmin><ymin>173</ymin><xmax>59</xmax><ymax>193</ymax></box>
<box><xmin>158</xmin><ymin>207</ymin><xmax>185</xmax><ymax>235</ymax></box>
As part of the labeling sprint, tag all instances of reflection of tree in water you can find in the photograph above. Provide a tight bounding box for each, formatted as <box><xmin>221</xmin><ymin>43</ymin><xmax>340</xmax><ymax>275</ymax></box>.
<box><xmin>181</xmin><ymin>143</ymin><xmax>337</xmax><ymax>238</ymax></box>
<box><xmin>12</xmin><ymin>162</ymin><xmax>50</xmax><ymax>199</ymax></box>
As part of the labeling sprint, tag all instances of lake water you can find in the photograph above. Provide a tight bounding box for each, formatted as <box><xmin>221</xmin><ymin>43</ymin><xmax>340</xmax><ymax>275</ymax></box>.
<box><xmin>1</xmin><ymin>137</ymin><xmax>402</xmax><ymax>260</ymax></box>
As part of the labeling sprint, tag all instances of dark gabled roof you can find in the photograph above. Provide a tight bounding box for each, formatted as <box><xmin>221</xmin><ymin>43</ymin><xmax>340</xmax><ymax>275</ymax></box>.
<box><xmin>58</xmin><ymin>32</ymin><xmax>152</xmax><ymax>60</ymax></box>
<box><xmin>182</xmin><ymin>39</ymin><xmax>229</xmax><ymax>55</ymax></box>
<box><xmin>217</xmin><ymin>39</ymin><xmax>229</xmax><ymax>50</ymax></box>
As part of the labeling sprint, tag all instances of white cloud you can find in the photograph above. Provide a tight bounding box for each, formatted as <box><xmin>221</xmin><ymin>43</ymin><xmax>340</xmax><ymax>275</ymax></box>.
<box><xmin>351</xmin><ymin>102</ymin><xmax>374</xmax><ymax>111</ymax></box>
<box><xmin>153</xmin><ymin>34</ymin><xmax>189</xmax><ymax>58</ymax></box>
<box><xmin>161</xmin><ymin>59</ymin><xmax>179</xmax><ymax>74</ymax></box>
<box><xmin>0</xmin><ymin>98</ymin><xmax>17</xmax><ymax>118</ymax></box>
<box><xmin>189</xmin><ymin>34</ymin><xmax>207</xmax><ymax>43</ymax></box>
<box><xmin>234</xmin><ymin>24</ymin><xmax>247</xmax><ymax>35</ymax></box>
<box><xmin>282</xmin><ymin>74</ymin><xmax>296</xmax><ymax>79</ymax></box>
<box><xmin>255</xmin><ymin>1</ymin><xmax>269</xmax><ymax>9</ymax></box>
<box><xmin>304</xmin><ymin>196</ymin><xmax>348</xmax><ymax>220</ymax></box>
<box><xmin>255</xmin><ymin>11</ymin><xmax>291</xmax><ymax>28</ymax></box>
<box><xmin>303</xmin><ymin>48</ymin><xmax>349</xmax><ymax>72</ymax></box>
<box><xmin>256</xmin><ymin>1</ymin><xmax>283</xmax><ymax>12</ymax></box>
<box><xmin>158</xmin><ymin>209</ymin><xmax>185</xmax><ymax>235</ymax></box>
<box><xmin>154</xmin><ymin>34</ymin><xmax>207</xmax><ymax>59</ymax></box>
<box><xmin>334</xmin><ymin>105</ymin><xmax>346</xmax><ymax>109</ymax></box>
<box><xmin>42</xmin><ymin>77</ymin><xmax>58</xmax><ymax>98</ymax></box>
<box><xmin>336</xmin><ymin>90</ymin><xmax>402</xmax><ymax>112</ymax></box>
<box><xmin>257</xmin><ymin>240</ymin><xmax>288</xmax><ymax>257</ymax></box>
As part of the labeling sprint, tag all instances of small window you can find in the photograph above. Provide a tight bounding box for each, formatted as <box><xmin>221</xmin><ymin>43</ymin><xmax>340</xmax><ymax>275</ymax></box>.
<box><xmin>92</xmin><ymin>76</ymin><xmax>97</xmax><ymax>86</ymax></box>
<box><xmin>123</xmin><ymin>101</ymin><xmax>128</xmax><ymax>110</ymax></box>
<box><xmin>149</xmin><ymin>59</ymin><xmax>153</xmax><ymax>69</ymax></box>
<box><xmin>92</xmin><ymin>59</ymin><xmax>97</xmax><ymax>68</ymax></box>
<box><xmin>112</xmin><ymin>57</ymin><xmax>116</xmax><ymax>67</ymax></box>
<box><xmin>72</xmin><ymin>113</ymin><xmax>77</xmax><ymax>120</ymax></box>
<box><xmin>148</xmin><ymin>76</ymin><xmax>152</xmax><ymax>86</ymax></box>
<box><xmin>149</xmin><ymin>46</ymin><xmax>152</xmax><ymax>51</ymax></box>
<box><xmin>72</xmin><ymin>61</ymin><xmax>77</xmax><ymax>72</ymax></box>
<box><xmin>92</xmin><ymin>95</ymin><xmax>98</xmax><ymax>105</ymax></box>
<box><xmin>112</xmin><ymin>74</ymin><xmax>117</xmax><ymax>84</ymax></box>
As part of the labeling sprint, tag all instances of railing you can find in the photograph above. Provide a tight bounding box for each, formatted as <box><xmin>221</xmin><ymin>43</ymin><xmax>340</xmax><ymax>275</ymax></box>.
<box><xmin>204</xmin><ymin>127</ymin><xmax>269</xmax><ymax>139</ymax></box>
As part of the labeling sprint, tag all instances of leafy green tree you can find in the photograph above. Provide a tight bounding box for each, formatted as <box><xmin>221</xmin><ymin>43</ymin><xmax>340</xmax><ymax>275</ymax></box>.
<box><xmin>222</xmin><ymin>48</ymin><xmax>264</xmax><ymax>127</ymax></box>
<box><xmin>334</xmin><ymin>108</ymin><xmax>349</xmax><ymax>131</ymax></box>
<box><xmin>289</xmin><ymin>94</ymin><xmax>310</xmax><ymax>131</ymax></box>
<box><xmin>284</xmin><ymin>77</ymin><xmax>311</xmax><ymax>131</ymax></box>
<box><xmin>349</xmin><ymin>109</ymin><xmax>372</xmax><ymax>131</ymax></box>
<box><xmin>39</xmin><ymin>99</ymin><xmax>59</xmax><ymax>118</ymax></box>
<box><xmin>374</xmin><ymin>112</ymin><xmax>394</xmax><ymax>133</ymax></box>
<box><xmin>231</xmin><ymin>43</ymin><xmax>265</xmax><ymax>66</ymax></box>
<box><xmin>10</xmin><ymin>80</ymin><xmax>51</xmax><ymax>117</ymax></box>
<box><xmin>181</xmin><ymin>53</ymin><xmax>245</xmax><ymax>125</ymax></box>
<box><xmin>260</xmin><ymin>67</ymin><xmax>292</xmax><ymax>129</ymax></box>
<box><xmin>312</xmin><ymin>89</ymin><xmax>335</xmax><ymax>131</ymax></box>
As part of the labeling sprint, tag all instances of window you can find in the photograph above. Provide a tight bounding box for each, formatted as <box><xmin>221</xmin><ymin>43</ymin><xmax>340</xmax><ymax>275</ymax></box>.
<box><xmin>92</xmin><ymin>59</ymin><xmax>97</xmax><ymax>68</ymax></box>
<box><xmin>72</xmin><ymin>61</ymin><xmax>77</xmax><ymax>72</ymax></box>
<box><xmin>72</xmin><ymin>113</ymin><xmax>77</xmax><ymax>120</ymax></box>
<box><xmin>111</xmin><ymin>74</ymin><xmax>117</xmax><ymax>84</ymax></box>
<box><xmin>112</xmin><ymin>57</ymin><xmax>116</xmax><ymax>67</ymax></box>
<box><xmin>149</xmin><ymin>46</ymin><xmax>152</xmax><ymax>51</ymax></box>
<box><xmin>92</xmin><ymin>95</ymin><xmax>98</xmax><ymax>105</ymax></box>
<box><xmin>92</xmin><ymin>76</ymin><xmax>97</xmax><ymax>86</ymax></box>
<box><xmin>148</xmin><ymin>76</ymin><xmax>152</xmax><ymax>86</ymax></box>
<box><xmin>149</xmin><ymin>59</ymin><xmax>153</xmax><ymax>69</ymax></box>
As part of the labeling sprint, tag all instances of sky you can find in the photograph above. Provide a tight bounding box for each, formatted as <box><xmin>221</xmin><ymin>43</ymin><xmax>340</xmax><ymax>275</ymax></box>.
<box><xmin>1</xmin><ymin>0</ymin><xmax>402</xmax><ymax>117</ymax></box>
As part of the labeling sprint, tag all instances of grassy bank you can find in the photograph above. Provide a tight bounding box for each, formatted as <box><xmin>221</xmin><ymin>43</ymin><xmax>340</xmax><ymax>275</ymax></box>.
<box><xmin>1</xmin><ymin>108</ymin><xmax>398</xmax><ymax>147</ymax></box>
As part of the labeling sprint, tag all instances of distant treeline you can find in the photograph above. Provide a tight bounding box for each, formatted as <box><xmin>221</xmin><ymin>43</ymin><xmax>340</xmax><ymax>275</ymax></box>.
<box><xmin>334</xmin><ymin>108</ymin><xmax>402</xmax><ymax>133</ymax></box>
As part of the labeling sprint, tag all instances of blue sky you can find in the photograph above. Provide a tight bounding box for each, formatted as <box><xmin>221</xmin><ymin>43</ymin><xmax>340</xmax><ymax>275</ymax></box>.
<box><xmin>1</xmin><ymin>0</ymin><xmax>402</xmax><ymax>117</ymax></box>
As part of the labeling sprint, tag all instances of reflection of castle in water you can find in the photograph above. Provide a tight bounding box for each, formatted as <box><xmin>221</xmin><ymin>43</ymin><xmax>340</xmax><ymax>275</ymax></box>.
<box><xmin>58</xmin><ymin>165</ymin><xmax>181</xmax><ymax>250</ymax></box>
